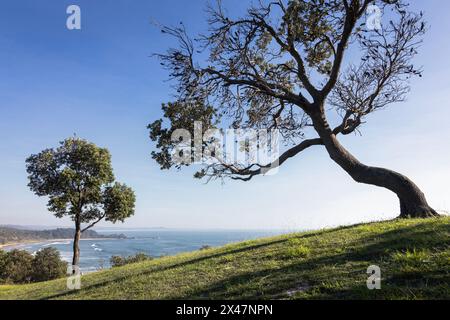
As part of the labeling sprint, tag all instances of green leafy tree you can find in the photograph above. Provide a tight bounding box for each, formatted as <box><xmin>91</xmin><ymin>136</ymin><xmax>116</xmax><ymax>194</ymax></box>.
<box><xmin>0</xmin><ymin>250</ymin><xmax>33</xmax><ymax>284</ymax></box>
<box><xmin>150</xmin><ymin>0</ymin><xmax>438</xmax><ymax>218</ymax></box>
<box><xmin>26</xmin><ymin>138</ymin><xmax>136</xmax><ymax>267</ymax></box>
<box><xmin>31</xmin><ymin>247</ymin><xmax>68</xmax><ymax>282</ymax></box>
<box><xmin>0</xmin><ymin>250</ymin><xmax>7</xmax><ymax>283</ymax></box>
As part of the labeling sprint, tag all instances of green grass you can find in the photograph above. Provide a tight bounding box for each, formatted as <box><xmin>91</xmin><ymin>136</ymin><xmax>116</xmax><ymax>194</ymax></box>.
<box><xmin>0</xmin><ymin>217</ymin><xmax>449</xmax><ymax>300</ymax></box>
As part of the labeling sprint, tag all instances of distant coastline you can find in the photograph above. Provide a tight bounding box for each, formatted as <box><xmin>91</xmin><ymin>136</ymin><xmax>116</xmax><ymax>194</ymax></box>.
<box><xmin>0</xmin><ymin>237</ymin><xmax>121</xmax><ymax>251</ymax></box>
<box><xmin>0</xmin><ymin>226</ymin><xmax>127</xmax><ymax>251</ymax></box>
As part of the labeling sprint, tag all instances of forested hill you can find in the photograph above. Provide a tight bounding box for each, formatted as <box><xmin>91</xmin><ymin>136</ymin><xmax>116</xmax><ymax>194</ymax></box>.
<box><xmin>0</xmin><ymin>227</ymin><xmax>127</xmax><ymax>245</ymax></box>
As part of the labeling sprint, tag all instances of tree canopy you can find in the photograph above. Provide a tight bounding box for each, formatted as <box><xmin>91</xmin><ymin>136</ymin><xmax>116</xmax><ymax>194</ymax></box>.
<box><xmin>149</xmin><ymin>0</ymin><xmax>437</xmax><ymax>218</ymax></box>
<box><xmin>26</xmin><ymin>138</ymin><xmax>135</xmax><ymax>228</ymax></box>
<box><xmin>26</xmin><ymin>137</ymin><xmax>136</xmax><ymax>265</ymax></box>
<box><xmin>149</xmin><ymin>0</ymin><xmax>425</xmax><ymax>181</ymax></box>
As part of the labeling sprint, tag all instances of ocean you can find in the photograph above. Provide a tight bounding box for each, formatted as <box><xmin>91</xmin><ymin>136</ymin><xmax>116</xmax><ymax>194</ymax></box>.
<box><xmin>5</xmin><ymin>229</ymin><xmax>286</xmax><ymax>272</ymax></box>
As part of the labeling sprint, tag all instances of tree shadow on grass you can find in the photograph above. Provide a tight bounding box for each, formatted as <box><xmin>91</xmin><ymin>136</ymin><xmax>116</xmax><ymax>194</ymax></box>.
<box><xmin>42</xmin><ymin>225</ymin><xmax>370</xmax><ymax>299</ymax></box>
<box><xmin>42</xmin><ymin>238</ymin><xmax>290</xmax><ymax>300</ymax></box>
<box><xmin>306</xmin><ymin>268</ymin><xmax>450</xmax><ymax>300</ymax></box>
<box><xmin>173</xmin><ymin>222</ymin><xmax>450</xmax><ymax>300</ymax></box>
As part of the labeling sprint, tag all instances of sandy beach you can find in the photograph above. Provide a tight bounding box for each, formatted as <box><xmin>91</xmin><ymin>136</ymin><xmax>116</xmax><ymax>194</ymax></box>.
<box><xmin>0</xmin><ymin>240</ymin><xmax>44</xmax><ymax>250</ymax></box>
<box><xmin>0</xmin><ymin>238</ymin><xmax>119</xmax><ymax>250</ymax></box>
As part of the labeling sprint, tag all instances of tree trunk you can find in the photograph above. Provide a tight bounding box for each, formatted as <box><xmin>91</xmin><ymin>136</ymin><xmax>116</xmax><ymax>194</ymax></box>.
<box><xmin>310</xmin><ymin>110</ymin><xmax>438</xmax><ymax>219</ymax></box>
<box><xmin>72</xmin><ymin>221</ymin><xmax>81</xmax><ymax>267</ymax></box>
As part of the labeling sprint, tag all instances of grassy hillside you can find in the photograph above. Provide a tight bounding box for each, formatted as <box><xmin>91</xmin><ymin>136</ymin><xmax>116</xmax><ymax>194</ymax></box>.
<box><xmin>0</xmin><ymin>217</ymin><xmax>448</xmax><ymax>300</ymax></box>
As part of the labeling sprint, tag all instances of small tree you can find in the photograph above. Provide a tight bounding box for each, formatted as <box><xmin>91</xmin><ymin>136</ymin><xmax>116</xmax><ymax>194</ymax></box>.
<box><xmin>32</xmin><ymin>247</ymin><xmax>67</xmax><ymax>282</ymax></box>
<box><xmin>26</xmin><ymin>138</ymin><xmax>136</xmax><ymax>267</ymax></box>
<box><xmin>0</xmin><ymin>250</ymin><xmax>33</xmax><ymax>284</ymax></box>
<box><xmin>150</xmin><ymin>0</ymin><xmax>438</xmax><ymax>218</ymax></box>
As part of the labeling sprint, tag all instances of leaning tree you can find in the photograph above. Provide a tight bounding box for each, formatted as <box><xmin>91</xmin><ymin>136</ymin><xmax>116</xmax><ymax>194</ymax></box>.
<box><xmin>149</xmin><ymin>0</ymin><xmax>438</xmax><ymax>218</ymax></box>
<box><xmin>26</xmin><ymin>138</ymin><xmax>136</xmax><ymax>266</ymax></box>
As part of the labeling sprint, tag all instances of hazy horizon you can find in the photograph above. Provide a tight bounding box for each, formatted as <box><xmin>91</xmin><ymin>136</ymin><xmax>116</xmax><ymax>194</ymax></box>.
<box><xmin>0</xmin><ymin>222</ymin><xmax>306</xmax><ymax>232</ymax></box>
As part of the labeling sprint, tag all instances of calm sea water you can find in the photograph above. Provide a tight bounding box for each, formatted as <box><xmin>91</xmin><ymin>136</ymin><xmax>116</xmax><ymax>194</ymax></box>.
<box><xmin>6</xmin><ymin>229</ymin><xmax>285</xmax><ymax>272</ymax></box>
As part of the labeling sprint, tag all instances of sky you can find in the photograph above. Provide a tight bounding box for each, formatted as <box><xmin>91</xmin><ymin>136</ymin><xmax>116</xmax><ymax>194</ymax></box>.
<box><xmin>0</xmin><ymin>0</ymin><xmax>449</xmax><ymax>230</ymax></box>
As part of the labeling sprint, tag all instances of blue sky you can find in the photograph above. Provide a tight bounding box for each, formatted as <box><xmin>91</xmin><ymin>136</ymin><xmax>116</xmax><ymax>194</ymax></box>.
<box><xmin>0</xmin><ymin>0</ymin><xmax>449</xmax><ymax>230</ymax></box>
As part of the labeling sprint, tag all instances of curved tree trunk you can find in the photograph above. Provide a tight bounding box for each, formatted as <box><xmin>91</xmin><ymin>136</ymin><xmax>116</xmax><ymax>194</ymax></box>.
<box><xmin>310</xmin><ymin>110</ymin><xmax>438</xmax><ymax>219</ymax></box>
